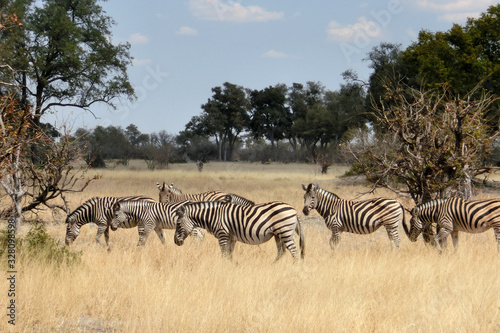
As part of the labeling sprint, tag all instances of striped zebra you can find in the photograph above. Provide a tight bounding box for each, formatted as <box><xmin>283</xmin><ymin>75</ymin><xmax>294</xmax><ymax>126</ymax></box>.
<box><xmin>110</xmin><ymin>200</ymin><xmax>204</xmax><ymax>246</ymax></box>
<box><xmin>65</xmin><ymin>196</ymin><xmax>155</xmax><ymax>246</ymax></box>
<box><xmin>227</xmin><ymin>193</ymin><xmax>255</xmax><ymax>206</ymax></box>
<box><xmin>404</xmin><ymin>197</ymin><xmax>500</xmax><ymax>251</ymax></box>
<box><xmin>302</xmin><ymin>183</ymin><xmax>404</xmax><ymax>250</ymax></box>
<box><xmin>174</xmin><ymin>201</ymin><xmax>305</xmax><ymax>262</ymax></box>
<box><xmin>156</xmin><ymin>182</ymin><xmax>230</xmax><ymax>203</ymax></box>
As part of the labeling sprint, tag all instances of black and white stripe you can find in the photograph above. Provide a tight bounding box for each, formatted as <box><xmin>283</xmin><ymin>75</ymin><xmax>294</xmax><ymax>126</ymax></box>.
<box><xmin>65</xmin><ymin>196</ymin><xmax>155</xmax><ymax>246</ymax></box>
<box><xmin>227</xmin><ymin>193</ymin><xmax>255</xmax><ymax>206</ymax></box>
<box><xmin>404</xmin><ymin>197</ymin><xmax>500</xmax><ymax>251</ymax></box>
<box><xmin>156</xmin><ymin>182</ymin><xmax>230</xmax><ymax>203</ymax></box>
<box><xmin>174</xmin><ymin>201</ymin><xmax>305</xmax><ymax>261</ymax></box>
<box><xmin>110</xmin><ymin>200</ymin><xmax>204</xmax><ymax>246</ymax></box>
<box><xmin>302</xmin><ymin>183</ymin><xmax>404</xmax><ymax>250</ymax></box>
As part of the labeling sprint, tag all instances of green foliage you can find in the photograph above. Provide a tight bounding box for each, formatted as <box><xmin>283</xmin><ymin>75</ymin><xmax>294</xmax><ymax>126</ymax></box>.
<box><xmin>187</xmin><ymin>82</ymin><xmax>251</xmax><ymax>161</ymax></box>
<box><xmin>0</xmin><ymin>222</ymin><xmax>81</xmax><ymax>268</ymax></box>
<box><xmin>1</xmin><ymin>0</ymin><xmax>135</xmax><ymax>124</ymax></box>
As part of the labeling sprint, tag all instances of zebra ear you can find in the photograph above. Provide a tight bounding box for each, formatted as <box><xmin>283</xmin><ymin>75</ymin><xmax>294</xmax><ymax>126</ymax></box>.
<box><xmin>301</xmin><ymin>184</ymin><xmax>308</xmax><ymax>191</ymax></box>
<box><xmin>112</xmin><ymin>202</ymin><xmax>120</xmax><ymax>212</ymax></box>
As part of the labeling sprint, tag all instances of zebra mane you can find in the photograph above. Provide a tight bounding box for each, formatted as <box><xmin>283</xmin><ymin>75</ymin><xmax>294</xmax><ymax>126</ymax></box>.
<box><xmin>229</xmin><ymin>193</ymin><xmax>255</xmax><ymax>205</ymax></box>
<box><xmin>318</xmin><ymin>187</ymin><xmax>340</xmax><ymax>200</ymax></box>
<box><xmin>167</xmin><ymin>184</ymin><xmax>183</xmax><ymax>195</ymax></box>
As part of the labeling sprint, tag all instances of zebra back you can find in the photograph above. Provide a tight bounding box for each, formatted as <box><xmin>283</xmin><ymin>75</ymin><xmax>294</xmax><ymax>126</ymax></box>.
<box><xmin>66</xmin><ymin>196</ymin><xmax>155</xmax><ymax>227</ymax></box>
<box><xmin>413</xmin><ymin>197</ymin><xmax>500</xmax><ymax>232</ymax></box>
<box><xmin>156</xmin><ymin>181</ymin><xmax>229</xmax><ymax>203</ymax></box>
<box><xmin>113</xmin><ymin>199</ymin><xmax>189</xmax><ymax>229</ymax></box>
<box><xmin>304</xmin><ymin>183</ymin><xmax>403</xmax><ymax>233</ymax></box>
<box><xmin>177</xmin><ymin>201</ymin><xmax>298</xmax><ymax>240</ymax></box>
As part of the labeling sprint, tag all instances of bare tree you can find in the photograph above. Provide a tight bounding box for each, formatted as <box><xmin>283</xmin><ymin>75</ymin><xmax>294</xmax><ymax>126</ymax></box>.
<box><xmin>344</xmin><ymin>82</ymin><xmax>498</xmax><ymax>205</ymax></box>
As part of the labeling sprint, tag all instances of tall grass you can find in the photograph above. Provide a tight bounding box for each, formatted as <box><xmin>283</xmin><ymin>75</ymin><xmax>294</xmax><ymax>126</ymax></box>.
<box><xmin>1</xmin><ymin>162</ymin><xmax>499</xmax><ymax>332</ymax></box>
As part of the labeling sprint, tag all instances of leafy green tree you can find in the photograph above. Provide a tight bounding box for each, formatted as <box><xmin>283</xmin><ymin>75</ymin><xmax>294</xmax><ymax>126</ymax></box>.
<box><xmin>0</xmin><ymin>0</ymin><xmax>135</xmax><ymax>126</ymax></box>
<box><xmin>249</xmin><ymin>84</ymin><xmax>291</xmax><ymax>160</ymax></box>
<box><xmin>189</xmin><ymin>82</ymin><xmax>250</xmax><ymax>161</ymax></box>
<box><xmin>402</xmin><ymin>5</ymin><xmax>500</xmax><ymax>128</ymax></box>
<box><xmin>176</xmin><ymin>130</ymin><xmax>218</xmax><ymax>163</ymax></box>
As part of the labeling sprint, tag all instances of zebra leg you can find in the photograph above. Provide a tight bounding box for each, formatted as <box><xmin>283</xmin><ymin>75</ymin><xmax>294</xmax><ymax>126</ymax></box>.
<box><xmin>104</xmin><ymin>225</ymin><xmax>110</xmax><ymax>246</ymax></box>
<box><xmin>494</xmin><ymin>226</ymin><xmax>500</xmax><ymax>251</ymax></box>
<box><xmin>329</xmin><ymin>229</ymin><xmax>341</xmax><ymax>251</ymax></box>
<box><xmin>282</xmin><ymin>237</ymin><xmax>299</xmax><ymax>261</ymax></box>
<box><xmin>450</xmin><ymin>230</ymin><xmax>459</xmax><ymax>249</ymax></box>
<box><xmin>434</xmin><ymin>222</ymin><xmax>452</xmax><ymax>253</ymax></box>
<box><xmin>384</xmin><ymin>225</ymin><xmax>400</xmax><ymax>249</ymax></box>
<box><xmin>218</xmin><ymin>236</ymin><xmax>233</xmax><ymax>260</ymax></box>
<box><xmin>95</xmin><ymin>223</ymin><xmax>108</xmax><ymax>246</ymax></box>
<box><xmin>137</xmin><ymin>223</ymin><xmax>154</xmax><ymax>246</ymax></box>
<box><xmin>273</xmin><ymin>235</ymin><xmax>286</xmax><ymax>262</ymax></box>
<box><xmin>154</xmin><ymin>227</ymin><xmax>166</xmax><ymax>245</ymax></box>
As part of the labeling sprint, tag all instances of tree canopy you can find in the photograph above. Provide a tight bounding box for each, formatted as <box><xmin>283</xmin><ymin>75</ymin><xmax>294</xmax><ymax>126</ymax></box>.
<box><xmin>0</xmin><ymin>0</ymin><xmax>135</xmax><ymax>125</ymax></box>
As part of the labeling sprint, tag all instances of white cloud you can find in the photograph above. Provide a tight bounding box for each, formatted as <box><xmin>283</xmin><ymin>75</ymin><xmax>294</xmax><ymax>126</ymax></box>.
<box><xmin>327</xmin><ymin>17</ymin><xmax>381</xmax><ymax>42</ymax></box>
<box><xmin>129</xmin><ymin>33</ymin><xmax>149</xmax><ymax>45</ymax></box>
<box><xmin>176</xmin><ymin>26</ymin><xmax>198</xmax><ymax>36</ymax></box>
<box><xmin>439</xmin><ymin>11</ymin><xmax>482</xmax><ymax>22</ymax></box>
<box><xmin>189</xmin><ymin>0</ymin><xmax>284</xmax><ymax>22</ymax></box>
<box><xmin>132</xmin><ymin>58</ymin><xmax>152</xmax><ymax>66</ymax></box>
<box><xmin>263</xmin><ymin>50</ymin><xmax>288</xmax><ymax>58</ymax></box>
<box><xmin>414</xmin><ymin>0</ymin><xmax>496</xmax><ymax>22</ymax></box>
<box><xmin>415</xmin><ymin>0</ymin><xmax>495</xmax><ymax>12</ymax></box>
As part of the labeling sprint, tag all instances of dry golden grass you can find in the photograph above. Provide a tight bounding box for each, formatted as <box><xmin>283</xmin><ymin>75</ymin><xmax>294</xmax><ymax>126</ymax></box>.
<box><xmin>2</xmin><ymin>161</ymin><xmax>500</xmax><ymax>332</ymax></box>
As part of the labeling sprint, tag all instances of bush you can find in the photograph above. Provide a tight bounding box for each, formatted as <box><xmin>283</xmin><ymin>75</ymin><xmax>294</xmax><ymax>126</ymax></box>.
<box><xmin>0</xmin><ymin>222</ymin><xmax>81</xmax><ymax>268</ymax></box>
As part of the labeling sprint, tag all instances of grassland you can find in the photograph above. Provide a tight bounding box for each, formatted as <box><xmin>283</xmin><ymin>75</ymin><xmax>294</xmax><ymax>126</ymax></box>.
<box><xmin>1</xmin><ymin>161</ymin><xmax>500</xmax><ymax>332</ymax></box>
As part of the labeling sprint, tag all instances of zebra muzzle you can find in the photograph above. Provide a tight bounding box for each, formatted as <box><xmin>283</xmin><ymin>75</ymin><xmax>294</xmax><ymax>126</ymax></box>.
<box><xmin>174</xmin><ymin>235</ymin><xmax>184</xmax><ymax>246</ymax></box>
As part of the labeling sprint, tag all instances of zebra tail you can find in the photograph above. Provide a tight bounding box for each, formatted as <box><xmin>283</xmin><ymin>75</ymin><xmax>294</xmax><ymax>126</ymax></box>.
<box><xmin>296</xmin><ymin>216</ymin><xmax>305</xmax><ymax>260</ymax></box>
<box><xmin>402</xmin><ymin>206</ymin><xmax>410</xmax><ymax>239</ymax></box>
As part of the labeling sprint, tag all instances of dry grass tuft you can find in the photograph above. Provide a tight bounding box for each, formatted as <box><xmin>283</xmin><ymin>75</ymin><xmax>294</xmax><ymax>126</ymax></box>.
<box><xmin>1</xmin><ymin>162</ymin><xmax>499</xmax><ymax>332</ymax></box>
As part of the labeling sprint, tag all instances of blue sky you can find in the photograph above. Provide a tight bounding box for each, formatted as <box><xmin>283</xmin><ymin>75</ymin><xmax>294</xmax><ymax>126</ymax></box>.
<box><xmin>46</xmin><ymin>0</ymin><xmax>499</xmax><ymax>135</ymax></box>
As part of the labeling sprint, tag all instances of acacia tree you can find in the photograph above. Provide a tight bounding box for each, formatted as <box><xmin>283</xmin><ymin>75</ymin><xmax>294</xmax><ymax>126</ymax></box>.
<box><xmin>344</xmin><ymin>81</ymin><xmax>498</xmax><ymax>205</ymax></box>
<box><xmin>0</xmin><ymin>2</ymin><xmax>115</xmax><ymax>225</ymax></box>
<box><xmin>188</xmin><ymin>82</ymin><xmax>250</xmax><ymax>161</ymax></box>
<box><xmin>1</xmin><ymin>0</ymin><xmax>135</xmax><ymax>126</ymax></box>
<box><xmin>0</xmin><ymin>92</ymin><xmax>34</xmax><ymax>228</ymax></box>
<box><xmin>249</xmin><ymin>84</ymin><xmax>291</xmax><ymax>161</ymax></box>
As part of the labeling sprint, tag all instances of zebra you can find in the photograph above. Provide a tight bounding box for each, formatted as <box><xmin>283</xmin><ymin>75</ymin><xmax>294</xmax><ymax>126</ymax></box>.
<box><xmin>404</xmin><ymin>197</ymin><xmax>500</xmax><ymax>251</ymax></box>
<box><xmin>227</xmin><ymin>193</ymin><xmax>255</xmax><ymax>206</ymax></box>
<box><xmin>174</xmin><ymin>201</ymin><xmax>305</xmax><ymax>262</ymax></box>
<box><xmin>302</xmin><ymin>183</ymin><xmax>404</xmax><ymax>250</ymax></box>
<box><xmin>156</xmin><ymin>182</ymin><xmax>230</xmax><ymax>203</ymax></box>
<box><xmin>110</xmin><ymin>199</ymin><xmax>204</xmax><ymax>246</ymax></box>
<box><xmin>65</xmin><ymin>196</ymin><xmax>155</xmax><ymax>246</ymax></box>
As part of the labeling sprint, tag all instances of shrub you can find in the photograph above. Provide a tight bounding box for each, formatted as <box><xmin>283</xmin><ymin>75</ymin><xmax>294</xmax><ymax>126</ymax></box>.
<box><xmin>0</xmin><ymin>222</ymin><xmax>81</xmax><ymax>268</ymax></box>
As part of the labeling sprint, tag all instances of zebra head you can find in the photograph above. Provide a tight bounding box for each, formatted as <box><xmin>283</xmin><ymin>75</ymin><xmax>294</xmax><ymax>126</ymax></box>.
<box><xmin>302</xmin><ymin>183</ymin><xmax>319</xmax><ymax>215</ymax></box>
<box><xmin>157</xmin><ymin>181</ymin><xmax>177</xmax><ymax>202</ymax></box>
<box><xmin>408</xmin><ymin>208</ymin><xmax>423</xmax><ymax>242</ymax></box>
<box><xmin>174</xmin><ymin>206</ymin><xmax>194</xmax><ymax>246</ymax></box>
<box><xmin>65</xmin><ymin>214</ymin><xmax>80</xmax><ymax>245</ymax></box>
<box><xmin>110</xmin><ymin>202</ymin><xmax>127</xmax><ymax>231</ymax></box>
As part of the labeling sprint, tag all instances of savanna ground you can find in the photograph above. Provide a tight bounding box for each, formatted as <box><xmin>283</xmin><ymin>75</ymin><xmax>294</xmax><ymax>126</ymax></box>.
<box><xmin>1</xmin><ymin>161</ymin><xmax>500</xmax><ymax>332</ymax></box>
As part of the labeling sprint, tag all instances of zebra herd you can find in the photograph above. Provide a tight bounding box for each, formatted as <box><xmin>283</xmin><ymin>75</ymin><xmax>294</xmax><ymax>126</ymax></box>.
<box><xmin>65</xmin><ymin>182</ymin><xmax>500</xmax><ymax>261</ymax></box>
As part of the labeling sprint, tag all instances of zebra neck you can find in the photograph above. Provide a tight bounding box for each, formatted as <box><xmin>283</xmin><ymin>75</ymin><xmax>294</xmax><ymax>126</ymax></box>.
<box><xmin>316</xmin><ymin>190</ymin><xmax>339</xmax><ymax>218</ymax></box>
<box><xmin>169</xmin><ymin>192</ymin><xmax>185</xmax><ymax>201</ymax></box>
